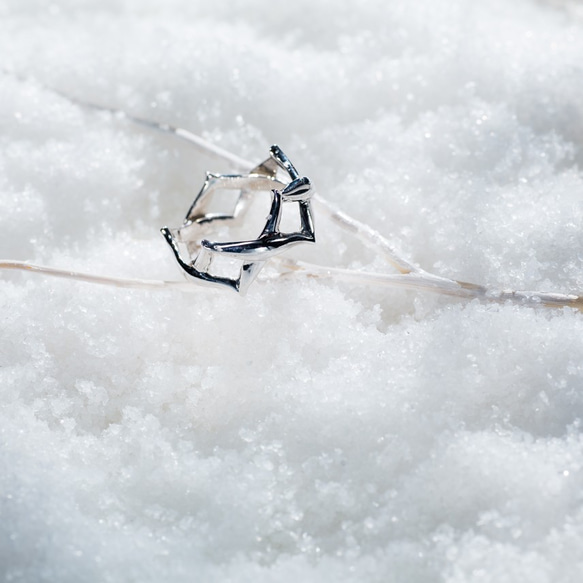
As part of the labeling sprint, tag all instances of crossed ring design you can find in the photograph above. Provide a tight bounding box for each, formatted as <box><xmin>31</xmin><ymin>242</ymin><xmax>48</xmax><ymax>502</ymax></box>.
<box><xmin>160</xmin><ymin>145</ymin><xmax>315</xmax><ymax>293</ymax></box>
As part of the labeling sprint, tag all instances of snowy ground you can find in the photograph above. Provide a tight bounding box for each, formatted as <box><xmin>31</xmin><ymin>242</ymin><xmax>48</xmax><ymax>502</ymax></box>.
<box><xmin>2</xmin><ymin>0</ymin><xmax>583</xmax><ymax>581</ymax></box>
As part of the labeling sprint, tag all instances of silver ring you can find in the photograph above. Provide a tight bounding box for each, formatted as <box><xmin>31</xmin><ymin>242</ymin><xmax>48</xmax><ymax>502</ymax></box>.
<box><xmin>160</xmin><ymin>145</ymin><xmax>315</xmax><ymax>293</ymax></box>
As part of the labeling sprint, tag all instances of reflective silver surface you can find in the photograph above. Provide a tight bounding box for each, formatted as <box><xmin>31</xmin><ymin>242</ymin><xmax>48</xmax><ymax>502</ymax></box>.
<box><xmin>160</xmin><ymin>145</ymin><xmax>315</xmax><ymax>293</ymax></box>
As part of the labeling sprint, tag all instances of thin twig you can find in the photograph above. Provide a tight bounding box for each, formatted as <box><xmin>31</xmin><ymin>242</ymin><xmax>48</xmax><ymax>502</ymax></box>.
<box><xmin>1</xmin><ymin>70</ymin><xmax>582</xmax><ymax>310</ymax></box>
<box><xmin>3</xmin><ymin>259</ymin><xmax>582</xmax><ymax>310</ymax></box>
<box><xmin>0</xmin><ymin>261</ymin><xmax>198</xmax><ymax>291</ymax></box>
<box><xmin>11</xmin><ymin>71</ymin><xmax>417</xmax><ymax>273</ymax></box>
<box><xmin>276</xmin><ymin>259</ymin><xmax>583</xmax><ymax>309</ymax></box>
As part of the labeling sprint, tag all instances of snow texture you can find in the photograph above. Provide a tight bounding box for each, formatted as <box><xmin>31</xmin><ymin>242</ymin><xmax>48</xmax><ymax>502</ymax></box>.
<box><xmin>2</xmin><ymin>0</ymin><xmax>583</xmax><ymax>581</ymax></box>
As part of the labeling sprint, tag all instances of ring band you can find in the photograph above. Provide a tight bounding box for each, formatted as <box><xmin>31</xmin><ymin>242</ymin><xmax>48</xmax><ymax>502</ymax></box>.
<box><xmin>160</xmin><ymin>145</ymin><xmax>315</xmax><ymax>293</ymax></box>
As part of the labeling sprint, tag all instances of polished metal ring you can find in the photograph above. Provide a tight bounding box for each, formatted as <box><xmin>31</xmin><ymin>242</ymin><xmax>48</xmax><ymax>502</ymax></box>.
<box><xmin>160</xmin><ymin>145</ymin><xmax>315</xmax><ymax>293</ymax></box>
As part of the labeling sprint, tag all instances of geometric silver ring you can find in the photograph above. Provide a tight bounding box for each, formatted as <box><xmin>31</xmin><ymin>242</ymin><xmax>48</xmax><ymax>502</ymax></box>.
<box><xmin>160</xmin><ymin>145</ymin><xmax>315</xmax><ymax>293</ymax></box>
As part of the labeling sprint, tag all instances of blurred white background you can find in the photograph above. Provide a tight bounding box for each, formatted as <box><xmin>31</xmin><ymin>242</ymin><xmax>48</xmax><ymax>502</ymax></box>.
<box><xmin>2</xmin><ymin>1</ymin><xmax>583</xmax><ymax>581</ymax></box>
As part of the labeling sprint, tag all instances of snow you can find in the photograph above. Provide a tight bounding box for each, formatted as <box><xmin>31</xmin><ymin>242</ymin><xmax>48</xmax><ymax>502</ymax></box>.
<box><xmin>2</xmin><ymin>0</ymin><xmax>583</xmax><ymax>581</ymax></box>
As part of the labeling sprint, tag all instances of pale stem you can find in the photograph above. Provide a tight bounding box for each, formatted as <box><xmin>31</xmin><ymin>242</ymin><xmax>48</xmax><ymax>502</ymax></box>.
<box><xmin>2</xmin><ymin>260</ymin><xmax>582</xmax><ymax>310</ymax></box>
<box><xmin>1</xmin><ymin>70</ymin><xmax>582</xmax><ymax>310</ymax></box>
<box><xmin>0</xmin><ymin>261</ymin><xmax>197</xmax><ymax>292</ymax></box>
